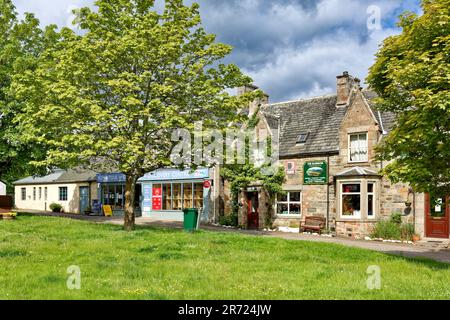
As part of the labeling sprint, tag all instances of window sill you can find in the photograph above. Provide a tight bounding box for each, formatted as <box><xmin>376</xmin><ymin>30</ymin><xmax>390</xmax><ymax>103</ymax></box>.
<box><xmin>347</xmin><ymin>161</ymin><xmax>369</xmax><ymax>165</ymax></box>
<box><xmin>336</xmin><ymin>218</ymin><xmax>377</xmax><ymax>223</ymax></box>
<box><xmin>276</xmin><ymin>214</ymin><xmax>302</xmax><ymax>219</ymax></box>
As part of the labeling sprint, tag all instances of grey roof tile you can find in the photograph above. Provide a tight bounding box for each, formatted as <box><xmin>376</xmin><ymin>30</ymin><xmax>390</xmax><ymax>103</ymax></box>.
<box><xmin>261</xmin><ymin>91</ymin><xmax>396</xmax><ymax>158</ymax></box>
<box><xmin>13</xmin><ymin>168</ymin><xmax>97</xmax><ymax>185</ymax></box>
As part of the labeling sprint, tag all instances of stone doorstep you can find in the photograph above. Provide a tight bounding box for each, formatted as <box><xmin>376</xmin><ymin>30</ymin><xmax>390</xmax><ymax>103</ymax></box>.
<box><xmin>417</xmin><ymin>238</ymin><xmax>450</xmax><ymax>249</ymax></box>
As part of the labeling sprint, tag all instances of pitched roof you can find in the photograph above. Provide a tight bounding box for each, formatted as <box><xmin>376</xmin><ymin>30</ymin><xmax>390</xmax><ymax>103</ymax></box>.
<box><xmin>335</xmin><ymin>167</ymin><xmax>380</xmax><ymax>177</ymax></box>
<box><xmin>13</xmin><ymin>168</ymin><xmax>97</xmax><ymax>185</ymax></box>
<box><xmin>261</xmin><ymin>90</ymin><xmax>396</xmax><ymax>158</ymax></box>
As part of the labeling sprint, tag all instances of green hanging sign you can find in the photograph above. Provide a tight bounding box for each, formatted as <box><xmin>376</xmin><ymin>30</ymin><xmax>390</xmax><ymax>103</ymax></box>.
<box><xmin>304</xmin><ymin>161</ymin><xmax>328</xmax><ymax>185</ymax></box>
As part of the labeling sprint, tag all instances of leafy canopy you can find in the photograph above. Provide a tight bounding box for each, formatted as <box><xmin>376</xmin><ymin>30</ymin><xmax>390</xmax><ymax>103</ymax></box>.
<box><xmin>13</xmin><ymin>0</ymin><xmax>258</xmax><ymax>178</ymax></box>
<box><xmin>0</xmin><ymin>0</ymin><xmax>57</xmax><ymax>189</ymax></box>
<box><xmin>367</xmin><ymin>0</ymin><xmax>450</xmax><ymax>196</ymax></box>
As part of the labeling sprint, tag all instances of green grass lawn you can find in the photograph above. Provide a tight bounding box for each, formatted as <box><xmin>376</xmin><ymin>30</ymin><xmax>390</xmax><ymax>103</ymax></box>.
<box><xmin>0</xmin><ymin>216</ymin><xmax>449</xmax><ymax>300</ymax></box>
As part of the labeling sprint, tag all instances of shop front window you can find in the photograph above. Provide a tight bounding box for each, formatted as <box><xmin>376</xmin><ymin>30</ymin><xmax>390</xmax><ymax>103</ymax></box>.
<box><xmin>172</xmin><ymin>184</ymin><xmax>182</xmax><ymax>210</ymax></box>
<box><xmin>183</xmin><ymin>183</ymin><xmax>193</xmax><ymax>209</ymax></box>
<box><xmin>277</xmin><ymin>191</ymin><xmax>302</xmax><ymax>215</ymax></box>
<box><xmin>342</xmin><ymin>183</ymin><xmax>361</xmax><ymax>218</ymax></box>
<box><xmin>194</xmin><ymin>183</ymin><xmax>204</xmax><ymax>208</ymax></box>
<box><xmin>163</xmin><ymin>184</ymin><xmax>172</xmax><ymax>210</ymax></box>
<box><xmin>152</xmin><ymin>182</ymin><xmax>204</xmax><ymax>211</ymax></box>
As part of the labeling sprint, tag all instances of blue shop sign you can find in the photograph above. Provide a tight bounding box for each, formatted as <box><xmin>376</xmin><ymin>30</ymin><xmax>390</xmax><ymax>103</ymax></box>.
<box><xmin>97</xmin><ymin>173</ymin><xmax>127</xmax><ymax>183</ymax></box>
<box><xmin>139</xmin><ymin>168</ymin><xmax>210</xmax><ymax>182</ymax></box>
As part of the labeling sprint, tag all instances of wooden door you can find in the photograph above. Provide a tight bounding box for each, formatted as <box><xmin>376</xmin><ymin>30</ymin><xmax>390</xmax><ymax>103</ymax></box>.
<box><xmin>425</xmin><ymin>194</ymin><xmax>449</xmax><ymax>239</ymax></box>
<box><xmin>247</xmin><ymin>192</ymin><xmax>259</xmax><ymax>230</ymax></box>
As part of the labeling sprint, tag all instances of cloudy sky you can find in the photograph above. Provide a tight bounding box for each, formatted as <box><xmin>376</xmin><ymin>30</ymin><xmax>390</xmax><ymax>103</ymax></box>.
<box><xmin>13</xmin><ymin>0</ymin><xmax>421</xmax><ymax>102</ymax></box>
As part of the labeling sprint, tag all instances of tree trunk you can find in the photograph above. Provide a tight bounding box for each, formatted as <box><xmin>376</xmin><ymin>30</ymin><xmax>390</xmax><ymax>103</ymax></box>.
<box><xmin>124</xmin><ymin>175</ymin><xmax>137</xmax><ymax>231</ymax></box>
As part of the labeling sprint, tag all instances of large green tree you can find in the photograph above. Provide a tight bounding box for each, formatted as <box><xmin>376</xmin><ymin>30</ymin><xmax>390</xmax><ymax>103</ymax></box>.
<box><xmin>0</xmin><ymin>0</ymin><xmax>56</xmax><ymax>190</ymax></box>
<box><xmin>13</xmin><ymin>0</ymin><xmax>257</xmax><ymax>230</ymax></box>
<box><xmin>367</xmin><ymin>0</ymin><xmax>450</xmax><ymax>196</ymax></box>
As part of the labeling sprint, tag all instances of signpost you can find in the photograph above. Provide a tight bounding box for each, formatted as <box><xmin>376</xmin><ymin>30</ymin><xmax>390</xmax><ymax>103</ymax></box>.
<box><xmin>304</xmin><ymin>161</ymin><xmax>328</xmax><ymax>185</ymax></box>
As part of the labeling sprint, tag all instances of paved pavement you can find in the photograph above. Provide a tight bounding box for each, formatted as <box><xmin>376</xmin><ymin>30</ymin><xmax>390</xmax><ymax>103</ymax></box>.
<box><xmin>17</xmin><ymin>211</ymin><xmax>450</xmax><ymax>264</ymax></box>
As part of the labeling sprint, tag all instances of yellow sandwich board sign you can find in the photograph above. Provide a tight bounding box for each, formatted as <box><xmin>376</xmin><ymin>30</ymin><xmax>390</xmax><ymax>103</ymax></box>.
<box><xmin>103</xmin><ymin>205</ymin><xmax>113</xmax><ymax>217</ymax></box>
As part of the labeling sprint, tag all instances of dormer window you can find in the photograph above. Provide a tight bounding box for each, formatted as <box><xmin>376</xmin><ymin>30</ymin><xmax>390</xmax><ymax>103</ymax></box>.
<box><xmin>297</xmin><ymin>133</ymin><xmax>309</xmax><ymax>144</ymax></box>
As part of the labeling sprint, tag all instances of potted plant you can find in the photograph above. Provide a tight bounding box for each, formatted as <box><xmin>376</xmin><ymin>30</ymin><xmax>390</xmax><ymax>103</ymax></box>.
<box><xmin>405</xmin><ymin>200</ymin><xmax>412</xmax><ymax>208</ymax></box>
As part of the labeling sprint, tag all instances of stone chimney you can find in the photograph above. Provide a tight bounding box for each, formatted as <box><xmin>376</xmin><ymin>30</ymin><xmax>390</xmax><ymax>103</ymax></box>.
<box><xmin>336</xmin><ymin>71</ymin><xmax>361</xmax><ymax>107</ymax></box>
<box><xmin>237</xmin><ymin>84</ymin><xmax>269</xmax><ymax>116</ymax></box>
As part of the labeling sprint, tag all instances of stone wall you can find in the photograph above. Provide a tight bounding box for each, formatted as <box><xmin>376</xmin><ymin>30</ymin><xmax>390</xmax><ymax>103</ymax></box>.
<box><xmin>220</xmin><ymin>87</ymin><xmax>432</xmax><ymax>238</ymax></box>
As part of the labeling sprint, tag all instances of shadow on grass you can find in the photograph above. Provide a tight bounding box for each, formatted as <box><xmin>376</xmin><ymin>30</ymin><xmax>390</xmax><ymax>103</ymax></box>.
<box><xmin>381</xmin><ymin>251</ymin><xmax>450</xmax><ymax>269</ymax></box>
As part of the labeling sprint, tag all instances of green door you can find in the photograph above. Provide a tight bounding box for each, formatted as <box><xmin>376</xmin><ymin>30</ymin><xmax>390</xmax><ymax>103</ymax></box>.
<box><xmin>79</xmin><ymin>187</ymin><xmax>90</xmax><ymax>214</ymax></box>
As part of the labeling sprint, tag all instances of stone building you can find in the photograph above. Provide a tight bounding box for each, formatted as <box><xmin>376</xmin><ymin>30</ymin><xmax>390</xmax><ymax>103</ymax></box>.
<box><xmin>218</xmin><ymin>72</ymin><xmax>449</xmax><ymax>240</ymax></box>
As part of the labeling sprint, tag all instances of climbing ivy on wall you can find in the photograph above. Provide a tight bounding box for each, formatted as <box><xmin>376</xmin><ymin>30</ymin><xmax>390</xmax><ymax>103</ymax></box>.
<box><xmin>221</xmin><ymin>111</ymin><xmax>286</xmax><ymax>228</ymax></box>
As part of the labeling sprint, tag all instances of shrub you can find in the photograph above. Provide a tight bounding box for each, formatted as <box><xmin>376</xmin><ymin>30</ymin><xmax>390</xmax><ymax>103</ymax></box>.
<box><xmin>372</xmin><ymin>213</ymin><xmax>416</xmax><ymax>241</ymax></box>
<box><xmin>400</xmin><ymin>223</ymin><xmax>416</xmax><ymax>241</ymax></box>
<box><xmin>219</xmin><ymin>213</ymin><xmax>238</xmax><ymax>227</ymax></box>
<box><xmin>371</xmin><ymin>220</ymin><xmax>402</xmax><ymax>240</ymax></box>
<box><xmin>49</xmin><ymin>203</ymin><xmax>63</xmax><ymax>213</ymax></box>
<box><xmin>390</xmin><ymin>212</ymin><xmax>403</xmax><ymax>224</ymax></box>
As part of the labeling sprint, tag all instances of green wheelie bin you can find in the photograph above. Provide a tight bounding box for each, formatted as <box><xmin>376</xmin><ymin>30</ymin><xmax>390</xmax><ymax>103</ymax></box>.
<box><xmin>183</xmin><ymin>208</ymin><xmax>199</xmax><ymax>232</ymax></box>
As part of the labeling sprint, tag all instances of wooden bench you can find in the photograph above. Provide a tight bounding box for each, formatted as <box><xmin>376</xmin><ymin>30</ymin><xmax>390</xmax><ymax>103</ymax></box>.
<box><xmin>300</xmin><ymin>216</ymin><xmax>326</xmax><ymax>234</ymax></box>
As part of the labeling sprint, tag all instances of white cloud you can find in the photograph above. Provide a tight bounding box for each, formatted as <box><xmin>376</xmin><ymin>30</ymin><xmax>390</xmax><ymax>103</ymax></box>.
<box><xmin>12</xmin><ymin>0</ymin><xmax>421</xmax><ymax>102</ymax></box>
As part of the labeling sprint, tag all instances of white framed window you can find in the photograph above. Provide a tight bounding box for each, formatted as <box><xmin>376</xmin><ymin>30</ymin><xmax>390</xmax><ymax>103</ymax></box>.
<box><xmin>341</xmin><ymin>183</ymin><xmax>362</xmax><ymax>218</ymax></box>
<box><xmin>44</xmin><ymin>187</ymin><xmax>48</xmax><ymax>201</ymax></box>
<box><xmin>349</xmin><ymin>133</ymin><xmax>368</xmax><ymax>162</ymax></box>
<box><xmin>368</xmin><ymin>182</ymin><xmax>376</xmax><ymax>219</ymax></box>
<box><xmin>21</xmin><ymin>188</ymin><xmax>26</xmax><ymax>201</ymax></box>
<box><xmin>33</xmin><ymin>187</ymin><xmax>36</xmax><ymax>201</ymax></box>
<box><xmin>277</xmin><ymin>191</ymin><xmax>302</xmax><ymax>215</ymax></box>
<box><xmin>39</xmin><ymin>187</ymin><xmax>42</xmax><ymax>200</ymax></box>
<box><xmin>59</xmin><ymin>187</ymin><xmax>68</xmax><ymax>201</ymax></box>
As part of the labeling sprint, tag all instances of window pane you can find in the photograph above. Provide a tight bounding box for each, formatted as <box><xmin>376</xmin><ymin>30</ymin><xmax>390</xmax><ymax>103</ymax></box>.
<box><xmin>342</xmin><ymin>194</ymin><xmax>361</xmax><ymax>216</ymax></box>
<box><xmin>114</xmin><ymin>185</ymin><xmax>123</xmax><ymax>209</ymax></box>
<box><xmin>194</xmin><ymin>183</ymin><xmax>203</xmax><ymax>208</ymax></box>
<box><xmin>368</xmin><ymin>194</ymin><xmax>374</xmax><ymax>217</ymax></box>
<box><xmin>172</xmin><ymin>184</ymin><xmax>182</xmax><ymax>210</ymax></box>
<box><xmin>350</xmin><ymin>133</ymin><xmax>368</xmax><ymax>162</ymax></box>
<box><xmin>277</xmin><ymin>203</ymin><xmax>289</xmax><ymax>215</ymax></box>
<box><xmin>343</xmin><ymin>184</ymin><xmax>361</xmax><ymax>193</ymax></box>
<box><xmin>290</xmin><ymin>192</ymin><xmax>301</xmax><ymax>202</ymax></box>
<box><xmin>431</xmin><ymin>197</ymin><xmax>445</xmax><ymax>218</ymax></box>
<box><xmin>163</xmin><ymin>184</ymin><xmax>172</xmax><ymax>210</ymax></box>
<box><xmin>59</xmin><ymin>187</ymin><xmax>68</xmax><ymax>201</ymax></box>
<box><xmin>278</xmin><ymin>193</ymin><xmax>288</xmax><ymax>202</ymax></box>
<box><xmin>289</xmin><ymin>203</ymin><xmax>301</xmax><ymax>215</ymax></box>
<box><xmin>183</xmin><ymin>183</ymin><xmax>193</xmax><ymax>209</ymax></box>
<box><xmin>368</xmin><ymin>183</ymin><xmax>374</xmax><ymax>193</ymax></box>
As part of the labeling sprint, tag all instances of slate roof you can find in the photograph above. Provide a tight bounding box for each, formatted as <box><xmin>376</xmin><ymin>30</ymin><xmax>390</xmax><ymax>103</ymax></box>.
<box><xmin>261</xmin><ymin>90</ymin><xmax>396</xmax><ymax>158</ymax></box>
<box><xmin>13</xmin><ymin>168</ymin><xmax>97</xmax><ymax>185</ymax></box>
